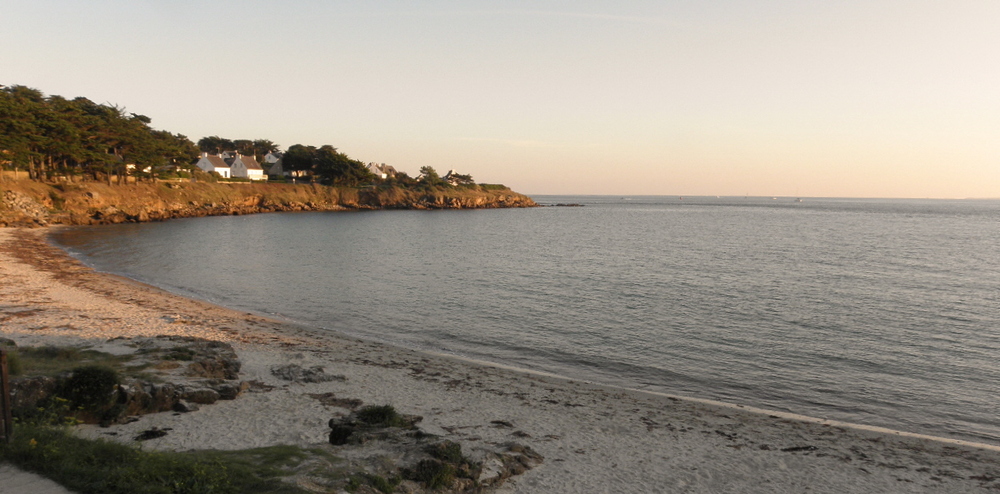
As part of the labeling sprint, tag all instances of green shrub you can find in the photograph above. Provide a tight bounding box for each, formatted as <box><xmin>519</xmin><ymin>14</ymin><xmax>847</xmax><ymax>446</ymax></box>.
<box><xmin>427</xmin><ymin>441</ymin><xmax>464</xmax><ymax>463</ymax></box>
<box><xmin>14</xmin><ymin>396</ymin><xmax>79</xmax><ymax>427</ymax></box>
<box><xmin>59</xmin><ymin>365</ymin><xmax>119</xmax><ymax>411</ymax></box>
<box><xmin>409</xmin><ymin>459</ymin><xmax>455</xmax><ymax>489</ymax></box>
<box><xmin>355</xmin><ymin>405</ymin><xmax>406</xmax><ymax>428</ymax></box>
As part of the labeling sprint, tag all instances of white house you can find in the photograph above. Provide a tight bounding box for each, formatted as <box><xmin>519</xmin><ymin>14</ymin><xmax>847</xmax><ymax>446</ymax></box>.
<box><xmin>230</xmin><ymin>154</ymin><xmax>266</xmax><ymax>181</ymax></box>
<box><xmin>263</xmin><ymin>151</ymin><xmax>282</xmax><ymax>165</ymax></box>
<box><xmin>194</xmin><ymin>153</ymin><xmax>231</xmax><ymax>178</ymax></box>
<box><xmin>366</xmin><ymin>162</ymin><xmax>398</xmax><ymax>179</ymax></box>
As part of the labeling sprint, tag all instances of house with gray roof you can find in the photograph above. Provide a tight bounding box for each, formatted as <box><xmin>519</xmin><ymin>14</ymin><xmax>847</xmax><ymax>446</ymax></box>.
<box><xmin>230</xmin><ymin>154</ymin><xmax>266</xmax><ymax>181</ymax></box>
<box><xmin>194</xmin><ymin>153</ymin><xmax>231</xmax><ymax>178</ymax></box>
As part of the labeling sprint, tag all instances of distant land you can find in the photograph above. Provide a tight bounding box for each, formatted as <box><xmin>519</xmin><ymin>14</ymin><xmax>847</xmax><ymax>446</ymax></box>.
<box><xmin>0</xmin><ymin>84</ymin><xmax>536</xmax><ymax>226</ymax></box>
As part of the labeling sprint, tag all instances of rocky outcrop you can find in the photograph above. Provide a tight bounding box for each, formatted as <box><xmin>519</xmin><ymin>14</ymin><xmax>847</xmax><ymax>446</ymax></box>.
<box><xmin>1</xmin><ymin>190</ymin><xmax>51</xmax><ymax>227</ymax></box>
<box><xmin>0</xmin><ymin>180</ymin><xmax>537</xmax><ymax>227</ymax></box>
<box><xmin>326</xmin><ymin>407</ymin><xmax>544</xmax><ymax>493</ymax></box>
<box><xmin>113</xmin><ymin>378</ymin><xmax>250</xmax><ymax>418</ymax></box>
<box><xmin>7</xmin><ymin>336</ymin><xmax>249</xmax><ymax>426</ymax></box>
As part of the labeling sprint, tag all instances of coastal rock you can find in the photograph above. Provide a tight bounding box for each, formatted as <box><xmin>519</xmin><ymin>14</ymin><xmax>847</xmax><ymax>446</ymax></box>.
<box><xmin>9</xmin><ymin>376</ymin><xmax>59</xmax><ymax>411</ymax></box>
<box><xmin>134</xmin><ymin>427</ymin><xmax>169</xmax><ymax>441</ymax></box>
<box><xmin>463</xmin><ymin>443</ymin><xmax>544</xmax><ymax>487</ymax></box>
<box><xmin>2</xmin><ymin>180</ymin><xmax>537</xmax><ymax>227</ymax></box>
<box><xmin>327</xmin><ymin>408</ymin><xmax>423</xmax><ymax>446</ymax></box>
<box><xmin>1</xmin><ymin>190</ymin><xmax>50</xmax><ymax>226</ymax></box>
<box><xmin>5</xmin><ymin>336</ymin><xmax>250</xmax><ymax>426</ymax></box>
<box><xmin>210</xmin><ymin>380</ymin><xmax>250</xmax><ymax>400</ymax></box>
<box><xmin>172</xmin><ymin>399</ymin><xmax>199</xmax><ymax>413</ymax></box>
<box><xmin>271</xmin><ymin>364</ymin><xmax>346</xmax><ymax>383</ymax></box>
<box><xmin>180</xmin><ymin>388</ymin><xmax>220</xmax><ymax>405</ymax></box>
<box><xmin>116</xmin><ymin>381</ymin><xmax>179</xmax><ymax>416</ymax></box>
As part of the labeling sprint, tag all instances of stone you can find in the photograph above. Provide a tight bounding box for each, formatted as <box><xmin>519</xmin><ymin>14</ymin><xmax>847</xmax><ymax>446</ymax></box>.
<box><xmin>9</xmin><ymin>376</ymin><xmax>58</xmax><ymax>410</ymax></box>
<box><xmin>329</xmin><ymin>424</ymin><xmax>355</xmax><ymax>445</ymax></box>
<box><xmin>210</xmin><ymin>381</ymin><xmax>249</xmax><ymax>400</ymax></box>
<box><xmin>145</xmin><ymin>383</ymin><xmax>181</xmax><ymax>412</ymax></box>
<box><xmin>134</xmin><ymin>427</ymin><xmax>169</xmax><ymax>441</ymax></box>
<box><xmin>172</xmin><ymin>400</ymin><xmax>199</xmax><ymax>413</ymax></box>
<box><xmin>477</xmin><ymin>454</ymin><xmax>507</xmax><ymax>485</ymax></box>
<box><xmin>181</xmin><ymin>388</ymin><xmax>219</xmax><ymax>405</ymax></box>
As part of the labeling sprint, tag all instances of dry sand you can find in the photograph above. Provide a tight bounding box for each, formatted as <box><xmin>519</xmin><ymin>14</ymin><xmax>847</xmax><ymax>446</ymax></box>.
<box><xmin>2</xmin><ymin>227</ymin><xmax>1000</xmax><ymax>493</ymax></box>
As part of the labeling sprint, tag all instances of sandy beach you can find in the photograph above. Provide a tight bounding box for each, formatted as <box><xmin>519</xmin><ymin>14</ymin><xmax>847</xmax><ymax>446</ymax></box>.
<box><xmin>2</xmin><ymin>226</ymin><xmax>1000</xmax><ymax>493</ymax></box>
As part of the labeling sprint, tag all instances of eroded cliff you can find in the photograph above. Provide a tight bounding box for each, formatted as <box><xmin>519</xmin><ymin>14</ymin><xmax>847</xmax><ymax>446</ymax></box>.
<box><xmin>0</xmin><ymin>180</ymin><xmax>537</xmax><ymax>227</ymax></box>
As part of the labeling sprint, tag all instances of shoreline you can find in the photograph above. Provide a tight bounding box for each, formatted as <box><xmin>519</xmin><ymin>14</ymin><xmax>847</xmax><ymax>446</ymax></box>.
<box><xmin>0</xmin><ymin>179</ymin><xmax>538</xmax><ymax>228</ymax></box>
<box><xmin>3</xmin><ymin>227</ymin><xmax>1000</xmax><ymax>492</ymax></box>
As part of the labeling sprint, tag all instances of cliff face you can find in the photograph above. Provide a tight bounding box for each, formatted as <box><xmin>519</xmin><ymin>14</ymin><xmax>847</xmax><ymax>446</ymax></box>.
<box><xmin>0</xmin><ymin>180</ymin><xmax>537</xmax><ymax>227</ymax></box>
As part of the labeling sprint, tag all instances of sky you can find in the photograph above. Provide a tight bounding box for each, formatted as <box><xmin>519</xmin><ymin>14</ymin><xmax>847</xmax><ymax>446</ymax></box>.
<box><xmin>2</xmin><ymin>0</ymin><xmax>998</xmax><ymax>198</ymax></box>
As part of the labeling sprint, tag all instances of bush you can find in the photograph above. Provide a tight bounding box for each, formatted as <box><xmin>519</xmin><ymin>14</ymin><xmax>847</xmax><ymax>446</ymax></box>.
<box><xmin>355</xmin><ymin>405</ymin><xmax>406</xmax><ymax>428</ymax></box>
<box><xmin>409</xmin><ymin>459</ymin><xmax>455</xmax><ymax>489</ymax></box>
<box><xmin>59</xmin><ymin>365</ymin><xmax>119</xmax><ymax>411</ymax></box>
<box><xmin>427</xmin><ymin>441</ymin><xmax>465</xmax><ymax>463</ymax></box>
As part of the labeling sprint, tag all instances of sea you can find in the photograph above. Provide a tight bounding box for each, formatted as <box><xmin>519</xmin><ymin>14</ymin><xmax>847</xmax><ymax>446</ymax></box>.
<box><xmin>49</xmin><ymin>196</ymin><xmax>1000</xmax><ymax>446</ymax></box>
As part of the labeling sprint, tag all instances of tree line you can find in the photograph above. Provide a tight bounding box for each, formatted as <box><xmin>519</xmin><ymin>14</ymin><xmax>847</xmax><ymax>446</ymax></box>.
<box><xmin>1</xmin><ymin>85</ymin><xmax>477</xmax><ymax>188</ymax></box>
<box><xmin>0</xmin><ymin>85</ymin><xmax>198</xmax><ymax>183</ymax></box>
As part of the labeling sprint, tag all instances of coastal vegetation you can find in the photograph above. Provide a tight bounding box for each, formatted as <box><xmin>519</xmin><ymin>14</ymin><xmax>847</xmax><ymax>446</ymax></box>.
<box><xmin>1</xmin><ymin>427</ymin><xmax>320</xmax><ymax>494</ymax></box>
<box><xmin>0</xmin><ymin>340</ymin><xmax>321</xmax><ymax>493</ymax></box>
<box><xmin>0</xmin><ymin>83</ymin><xmax>526</xmax><ymax>196</ymax></box>
<box><xmin>1</xmin><ymin>336</ymin><xmax>543</xmax><ymax>493</ymax></box>
<box><xmin>0</xmin><ymin>85</ymin><xmax>198</xmax><ymax>183</ymax></box>
<box><xmin>0</xmin><ymin>84</ymin><xmax>536</xmax><ymax>226</ymax></box>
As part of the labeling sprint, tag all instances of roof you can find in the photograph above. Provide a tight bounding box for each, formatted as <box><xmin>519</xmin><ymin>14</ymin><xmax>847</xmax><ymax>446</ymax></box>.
<box><xmin>204</xmin><ymin>155</ymin><xmax>229</xmax><ymax>169</ymax></box>
<box><xmin>237</xmin><ymin>155</ymin><xmax>263</xmax><ymax>170</ymax></box>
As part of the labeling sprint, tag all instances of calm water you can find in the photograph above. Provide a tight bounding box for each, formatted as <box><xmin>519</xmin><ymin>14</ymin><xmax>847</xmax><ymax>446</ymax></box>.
<box><xmin>50</xmin><ymin>196</ymin><xmax>1000</xmax><ymax>445</ymax></box>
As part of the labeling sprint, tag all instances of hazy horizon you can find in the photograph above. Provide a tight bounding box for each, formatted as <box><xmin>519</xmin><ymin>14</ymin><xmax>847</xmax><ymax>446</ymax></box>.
<box><xmin>3</xmin><ymin>1</ymin><xmax>997</xmax><ymax>198</ymax></box>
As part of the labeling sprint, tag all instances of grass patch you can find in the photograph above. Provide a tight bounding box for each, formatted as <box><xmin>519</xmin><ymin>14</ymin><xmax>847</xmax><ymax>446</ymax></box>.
<box><xmin>4</xmin><ymin>347</ymin><xmax>23</xmax><ymax>375</ymax></box>
<box><xmin>0</xmin><ymin>425</ymin><xmax>316</xmax><ymax>494</ymax></box>
<box><xmin>10</xmin><ymin>346</ymin><xmax>134</xmax><ymax>377</ymax></box>
<box><xmin>346</xmin><ymin>473</ymin><xmax>401</xmax><ymax>494</ymax></box>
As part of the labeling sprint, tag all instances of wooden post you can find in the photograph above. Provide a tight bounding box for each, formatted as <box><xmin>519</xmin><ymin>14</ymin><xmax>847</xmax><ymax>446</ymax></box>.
<box><xmin>0</xmin><ymin>347</ymin><xmax>12</xmax><ymax>443</ymax></box>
